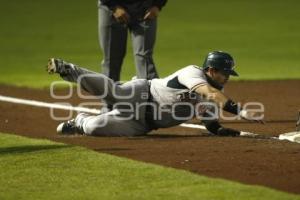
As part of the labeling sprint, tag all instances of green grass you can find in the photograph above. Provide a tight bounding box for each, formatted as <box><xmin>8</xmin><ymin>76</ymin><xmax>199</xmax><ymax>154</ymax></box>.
<box><xmin>0</xmin><ymin>0</ymin><xmax>299</xmax><ymax>88</ymax></box>
<box><xmin>0</xmin><ymin>132</ymin><xmax>299</xmax><ymax>200</ymax></box>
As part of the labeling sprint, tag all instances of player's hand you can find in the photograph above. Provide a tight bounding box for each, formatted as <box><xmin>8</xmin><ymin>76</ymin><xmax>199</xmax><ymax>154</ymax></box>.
<box><xmin>144</xmin><ymin>6</ymin><xmax>160</xmax><ymax>20</ymax></box>
<box><xmin>113</xmin><ymin>6</ymin><xmax>130</xmax><ymax>24</ymax></box>
<box><xmin>239</xmin><ymin>110</ymin><xmax>265</xmax><ymax>124</ymax></box>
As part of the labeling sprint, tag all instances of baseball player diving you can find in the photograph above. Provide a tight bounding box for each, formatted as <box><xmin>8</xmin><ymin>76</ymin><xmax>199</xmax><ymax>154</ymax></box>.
<box><xmin>46</xmin><ymin>51</ymin><xmax>264</xmax><ymax>137</ymax></box>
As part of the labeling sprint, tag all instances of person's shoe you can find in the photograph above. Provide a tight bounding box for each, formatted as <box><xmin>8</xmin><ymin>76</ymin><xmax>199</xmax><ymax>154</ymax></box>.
<box><xmin>46</xmin><ymin>58</ymin><xmax>75</xmax><ymax>75</ymax></box>
<box><xmin>56</xmin><ymin>119</ymin><xmax>77</xmax><ymax>135</ymax></box>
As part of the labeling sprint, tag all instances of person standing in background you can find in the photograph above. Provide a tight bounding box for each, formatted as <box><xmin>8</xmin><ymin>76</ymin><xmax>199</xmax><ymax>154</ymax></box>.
<box><xmin>98</xmin><ymin>0</ymin><xmax>168</xmax><ymax>82</ymax></box>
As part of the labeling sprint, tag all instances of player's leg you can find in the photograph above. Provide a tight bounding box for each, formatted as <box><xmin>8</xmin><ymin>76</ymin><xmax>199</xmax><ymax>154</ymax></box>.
<box><xmin>98</xmin><ymin>4</ymin><xmax>128</xmax><ymax>82</ymax></box>
<box><xmin>47</xmin><ymin>58</ymin><xmax>150</xmax><ymax>105</ymax></box>
<box><xmin>57</xmin><ymin>111</ymin><xmax>150</xmax><ymax>136</ymax></box>
<box><xmin>130</xmin><ymin>19</ymin><xmax>159</xmax><ymax>80</ymax></box>
<box><xmin>47</xmin><ymin>58</ymin><xmax>117</xmax><ymax>104</ymax></box>
<box><xmin>56</xmin><ymin>79</ymin><xmax>151</xmax><ymax>136</ymax></box>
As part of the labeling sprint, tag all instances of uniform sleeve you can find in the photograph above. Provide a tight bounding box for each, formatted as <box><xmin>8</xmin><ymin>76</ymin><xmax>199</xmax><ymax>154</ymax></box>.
<box><xmin>177</xmin><ymin>66</ymin><xmax>208</xmax><ymax>90</ymax></box>
<box><xmin>152</xmin><ymin>0</ymin><xmax>168</xmax><ymax>10</ymax></box>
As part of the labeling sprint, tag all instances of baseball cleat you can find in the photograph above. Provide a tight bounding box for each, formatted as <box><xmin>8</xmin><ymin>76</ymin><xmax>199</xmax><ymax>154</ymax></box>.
<box><xmin>56</xmin><ymin>119</ymin><xmax>77</xmax><ymax>135</ymax></box>
<box><xmin>46</xmin><ymin>58</ymin><xmax>75</xmax><ymax>75</ymax></box>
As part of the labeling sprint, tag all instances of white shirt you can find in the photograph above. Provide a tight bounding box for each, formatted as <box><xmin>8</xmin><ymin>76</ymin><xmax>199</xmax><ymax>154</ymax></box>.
<box><xmin>148</xmin><ymin>65</ymin><xmax>221</xmax><ymax>128</ymax></box>
<box><xmin>150</xmin><ymin>65</ymin><xmax>208</xmax><ymax>105</ymax></box>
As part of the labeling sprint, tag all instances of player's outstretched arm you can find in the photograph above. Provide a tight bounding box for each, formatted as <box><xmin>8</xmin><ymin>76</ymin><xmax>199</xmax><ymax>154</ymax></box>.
<box><xmin>194</xmin><ymin>84</ymin><xmax>264</xmax><ymax>124</ymax></box>
<box><xmin>202</xmin><ymin>112</ymin><xmax>260</xmax><ymax>137</ymax></box>
<box><xmin>194</xmin><ymin>84</ymin><xmax>228</xmax><ymax>106</ymax></box>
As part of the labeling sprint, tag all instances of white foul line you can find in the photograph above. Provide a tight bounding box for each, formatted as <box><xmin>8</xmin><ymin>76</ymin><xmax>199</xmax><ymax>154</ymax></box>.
<box><xmin>0</xmin><ymin>95</ymin><xmax>100</xmax><ymax>114</ymax></box>
<box><xmin>180</xmin><ymin>123</ymin><xmax>207</xmax><ymax>130</ymax></box>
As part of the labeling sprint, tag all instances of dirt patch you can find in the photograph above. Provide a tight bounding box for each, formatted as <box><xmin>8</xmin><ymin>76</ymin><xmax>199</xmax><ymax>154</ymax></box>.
<box><xmin>0</xmin><ymin>80</ymin><xmax>300</xmax><ymax>194</ymax></box>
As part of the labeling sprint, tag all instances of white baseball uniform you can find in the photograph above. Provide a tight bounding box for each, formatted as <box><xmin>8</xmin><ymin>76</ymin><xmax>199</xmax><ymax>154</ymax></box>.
<box><xmin>58</xmin><ymin>63</ymin><xmax>219</xmax><ymax>136</ymax></box>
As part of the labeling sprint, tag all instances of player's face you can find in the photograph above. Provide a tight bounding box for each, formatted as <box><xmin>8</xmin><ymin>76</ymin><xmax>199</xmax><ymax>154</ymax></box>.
<box><xmin>211</xmin><ymin>69</ymin><xmax>230</xmax><ymax>86</ymax></box>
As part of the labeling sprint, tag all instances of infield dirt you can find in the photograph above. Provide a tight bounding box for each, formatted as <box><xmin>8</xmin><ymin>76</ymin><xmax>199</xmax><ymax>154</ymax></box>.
<box><xmin>0</xmin><ymin>80</ymin><xmax>300</xmax><ymax>194</ymax></box>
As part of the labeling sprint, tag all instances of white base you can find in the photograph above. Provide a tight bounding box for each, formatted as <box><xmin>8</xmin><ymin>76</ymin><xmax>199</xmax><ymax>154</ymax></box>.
<box><xmin>278</xmin><ymin>132</ymin><xmax>300</xmax><ymax>143</ymax></box>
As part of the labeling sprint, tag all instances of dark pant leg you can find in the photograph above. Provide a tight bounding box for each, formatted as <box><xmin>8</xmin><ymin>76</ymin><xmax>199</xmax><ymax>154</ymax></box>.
<box><xmin>98</xmin><ymin>4</ymin><xmax>128</xmax><ymax>82</ymax></box>
<box><xmin>130</xmin><ymin>19</ymin><xmax>159</xmax><ymax>80</ymax></box>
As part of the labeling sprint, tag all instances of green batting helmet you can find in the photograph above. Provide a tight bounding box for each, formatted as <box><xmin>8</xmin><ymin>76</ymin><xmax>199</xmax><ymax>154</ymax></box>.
<box><xmin>202</xmin><ymin>51</ymin><xmax>239</xmax><ymax>76</ymax></box>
